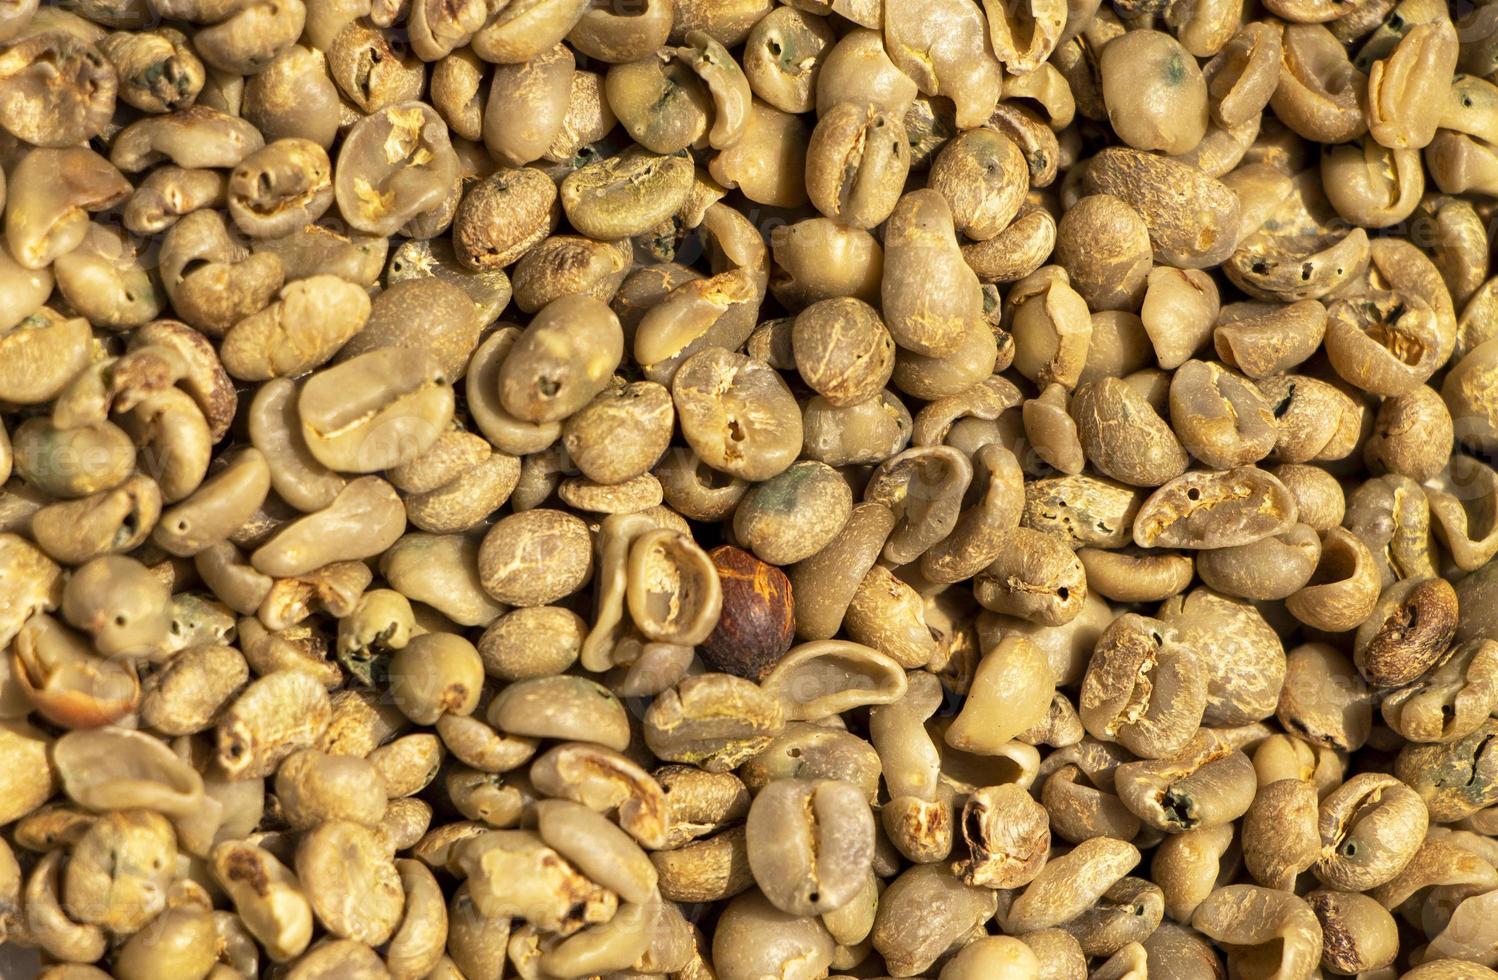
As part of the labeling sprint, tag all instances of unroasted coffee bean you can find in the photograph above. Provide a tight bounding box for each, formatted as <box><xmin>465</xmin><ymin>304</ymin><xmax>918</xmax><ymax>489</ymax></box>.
<box><xmin>1080</xmin><ymin>613</ymin><xmax>1208</xmax><ymax>759</ymax></box>
<box><xmin>1133</xmin><ymin>467</ymin><xmax>1298</xmax><ymax>549</ymax></box>
<box><xmin>805</xmin><ymin>101</ymin><xmax>911</xmax><ymax>229</ymax></box>
<box><xmin>478</xmin><ymin>509</ymin><xmax>592</xmax><ymax>607</ymax></box>
<box><xmin>1083</xmin><ymin>148</ymin><xmax>1242</xmax><ymax>269</ymax></box>
<box><xmin>700</xmin><ymin>546</ymin><xmax>794</xmax><ymax>681</ymax></box>
<box><xmin>672</xmin><ymin>347</ymin><xmax>803</xmax><ymax>482</ymax></box>
<box><xmin>744</xmin><ymin>778</ymin><xmax>874</xmax><ymax>916</ymax></box>
<box><xmin>1353</xmin><ymin>577</ymin><xmax>1460</xmax><ymax>687</ymax></box>
<box><xmin>0</xmin><ymin>4</ymin><xmax>1480</xmax><ymax>976</ymax></box>
<box><xmin>1071</xmin><ymin>378</ymin><xmax>1189</xmax><ymax>488</ymax></box>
